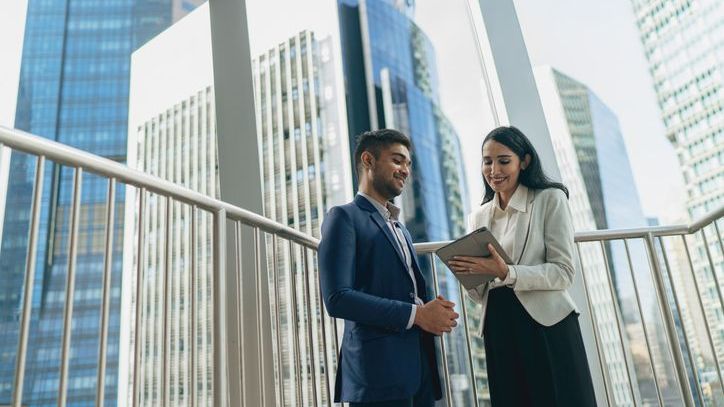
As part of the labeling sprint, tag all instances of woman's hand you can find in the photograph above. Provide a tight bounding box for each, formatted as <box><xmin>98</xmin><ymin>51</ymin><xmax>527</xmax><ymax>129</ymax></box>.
<box><xmin>448</xmin><ymin>244</ymin><xmax>509</xmax><ymax>280</ymax></box>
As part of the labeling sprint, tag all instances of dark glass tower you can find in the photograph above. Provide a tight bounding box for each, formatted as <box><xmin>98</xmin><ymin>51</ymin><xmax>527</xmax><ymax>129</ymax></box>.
<box><xmin>0</xmin><ymin>1</ymin><xmax>200</xmax><ymax>404</ymax></box>
<box><xmin>336</xmin><ymin>0</ymin><xmax>474</xmax><ymax>404</ymax></box>
<box><xmin>337</xmin><ymin>0</ymin><xmax>464</xmax><ymax>242</ymax></box>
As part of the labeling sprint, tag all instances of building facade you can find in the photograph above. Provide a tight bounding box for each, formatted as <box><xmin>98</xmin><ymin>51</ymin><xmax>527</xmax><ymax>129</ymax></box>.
<box><xmin>0</xmin><ymin>0</ymin><xmax>201</xmax><ymax>404</ymax></box>
<box><xmin>126</xmin><ymin>4</ymin><xmax>353</xmax><ymax>405</ymax></box>
<box><xmin>631</xmin><ymin>0</ymin><xmax>723</xmax><ymax>220</ymax></box>
<box><xmin>536</xmin><ymin>65</ymin><xmax>647</xmax><ymax>406</ymax></box>
<box><xmin>336</xmin><ymin>0</ymin><xmax>476</xmax><ymax>403</ymax></box>
<box><xmin>252</xmin><ymin>30</ymin><xmax>353</xmax><ymax>406</ymax></box>
<box><xmin>631</xmin><ymin>0</ymin><xmax>724</xmax><ymax>395</ymax></box>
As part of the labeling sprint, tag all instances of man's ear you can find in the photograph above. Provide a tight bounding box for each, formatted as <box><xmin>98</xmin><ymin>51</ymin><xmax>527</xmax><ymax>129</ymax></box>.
<box><xmin>361</xmin><ymin>151</ymin><xmax>375</xmax><ymax>169</ymax></box>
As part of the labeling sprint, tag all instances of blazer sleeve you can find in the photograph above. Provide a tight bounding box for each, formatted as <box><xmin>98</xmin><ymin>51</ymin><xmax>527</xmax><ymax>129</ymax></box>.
<box><xmin>318</xmin><ymin>206</ymin><xmax>413</xmax><ymax>331</ymax></box>
<box><xmin>512</xmin><ymin>189</ymin><xmax>576</xmax><ymax>292</ymax></box>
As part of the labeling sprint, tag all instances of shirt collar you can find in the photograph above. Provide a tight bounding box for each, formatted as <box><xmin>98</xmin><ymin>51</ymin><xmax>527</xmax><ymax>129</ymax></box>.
<box><xmin>357</xmin><ymin>191</ymin><xmax>401</xmax><ymax>221</ymax></box>
<box><xmin>494</xmin><ymin>184</ymin><xmax>528</xmax><ymax>213</ymax></box>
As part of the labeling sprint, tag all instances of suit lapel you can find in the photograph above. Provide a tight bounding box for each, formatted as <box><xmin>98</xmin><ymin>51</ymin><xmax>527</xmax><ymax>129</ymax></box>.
<box><xmin>510</xmin><ymin>189</ymin><xmax>536</xmax><ymax>264</ymax></box>
<box><xmin>400</xmin><ymin>225</ymin><xmax>423</xmax><ymax>273</ymax></box>
<box><xmin>369</xmin><ymin>211</ymin><xmax>408</xmax><ymax>268</ymax></box>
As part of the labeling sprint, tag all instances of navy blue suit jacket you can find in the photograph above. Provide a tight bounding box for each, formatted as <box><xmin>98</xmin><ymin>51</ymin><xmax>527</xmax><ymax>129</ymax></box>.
<box><xmin>319</xmin><ymin>195</ymin><xmax>442</xmax><ymax>402</ymax></box>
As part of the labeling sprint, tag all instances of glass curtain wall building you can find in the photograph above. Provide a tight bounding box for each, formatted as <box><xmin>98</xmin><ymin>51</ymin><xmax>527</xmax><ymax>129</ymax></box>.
<box><xmin>0</xmin><ymin>0</ymin><xmax>200</xmax><ymax>404</ymax></box>
<box><xmin>630</xmin><ymin>0</ymin><xmax>723</xmax><ymax>220</ymax></box>
<box><xmin>336</xmin><ymin>0</ymin><xmax>476</xmax><ymax>404</ymax></box>
<box><xmin>536</xmin><ymin>65</ymin><xmax>715</xmax><ymax>405</ymax></box>
<box><xmin>631</xmin><ymin>0</ymin><xmax>724</xmax><ymax>375</ymax></box>
<box><xmin>536</xmin><ymin>65</ymin><xmax>641</xmax><ymax>406</ymax></box>
<box><xmin>254</xmin><ymin>30</ymin><xmax>353</xmax><ymax>406</ymax></box>
<box><xmin>126</xmin><ymin>4</ymin><xmax>354</xmax><ymax>405</ymax></box>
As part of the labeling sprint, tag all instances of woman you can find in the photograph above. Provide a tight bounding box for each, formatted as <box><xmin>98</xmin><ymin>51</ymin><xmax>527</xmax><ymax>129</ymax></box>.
<box><xmin>448</xmin><ymin>126</ymin><xmax>596</xmax><ymax>406</ymax></box>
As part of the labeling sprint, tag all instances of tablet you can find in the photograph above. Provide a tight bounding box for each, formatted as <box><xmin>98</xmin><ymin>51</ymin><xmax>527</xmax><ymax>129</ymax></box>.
<box><xmin>435</xmin><ymin>227</ymin><xmax>513</xmax><ymax>290</ymax></box>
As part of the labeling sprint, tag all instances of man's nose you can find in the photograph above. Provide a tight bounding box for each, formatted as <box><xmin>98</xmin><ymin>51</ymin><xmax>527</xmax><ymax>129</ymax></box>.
<box><xmin>399</xmin><ymin>165</ymin><xmax>410</xmax><ymax>177</ymax></box>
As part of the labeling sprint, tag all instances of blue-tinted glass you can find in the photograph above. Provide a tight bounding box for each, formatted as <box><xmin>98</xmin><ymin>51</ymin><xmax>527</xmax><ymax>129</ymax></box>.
<box><xmin>0</xmin><ymin>0</ymin><xmax>198</xmax><ymax>404</ymax></box>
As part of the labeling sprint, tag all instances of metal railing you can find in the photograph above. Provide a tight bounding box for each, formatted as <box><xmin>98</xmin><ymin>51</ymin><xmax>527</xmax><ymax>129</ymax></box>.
<box><xmin>1</xmin><ymin>125</ymin><xmax>723</xmax><ymax>406</ymax></box>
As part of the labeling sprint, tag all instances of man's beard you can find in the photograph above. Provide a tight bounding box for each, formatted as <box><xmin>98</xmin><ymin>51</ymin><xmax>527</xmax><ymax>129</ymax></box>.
<box><xmin>372</xmin><ymin>172</ymin><xmax>403</xmax><ymax>200</ymax></box>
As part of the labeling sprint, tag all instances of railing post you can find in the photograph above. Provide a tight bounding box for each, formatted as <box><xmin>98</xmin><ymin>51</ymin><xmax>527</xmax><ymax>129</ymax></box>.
<box><xmin>132</xmin><ymin>188</ymin><xmax>146</xmax><ymax>407</ymax></box>
<box><xmin>598</xmin><ymin>241</ymin><xmax>638</xmax><ymax>403</ymax></box>
<box><xmin>574</xmin><ymin>243</ymin><xmax>614</xmax><ymax>407</ymax></box>
<box><xmin>58</xmin><ymin>167</ymin><xmax>83</xmax><ymax>407</ymax></box>
<box><xmin>213</xmin><ymin>208</ymin><xmax>228</xmax><ymax>407</ymax></box>
<box><xmin>681</xmin><ymin>236</ymin><xmax>724</xmax><ymax>389</ymax></box>
<box><xmin>429</xmin><ymin>254</ymin><xmax>453</xmax><ymax>407</ymax></box>
<box><xmin>96</xmin><ymin>177</ymin><xmax>116</xmax><ymax>405</ymax></box>
<box><xmin>12</xmin><ymin>155</ymin><xmax>45</xmax><ymax>407</ymax></box>
<box><xmin>189</xmin><ymin>205</ymin><xmax>198</xmax><ymax>406</ymax></box>
<box><xmin>644</xmin><ymin>233</ymin><xmax>695</xmax><ymax>406</ymax></box>
<box><xmin>656</xmin><ymin>236</ymin><xmax>706</xmax><ymax>404</ymax></box>
<box><xmin>622</xmin><ymin>239</ymin><xmax>664</xmax><ymax>406</ymax></box>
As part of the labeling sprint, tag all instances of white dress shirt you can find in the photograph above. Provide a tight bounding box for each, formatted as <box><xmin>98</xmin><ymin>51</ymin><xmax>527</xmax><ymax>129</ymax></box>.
<box><xmin>358</xmin><ymin>192</ymin><xmax>423</xmax><ymax>329</ymax></box>
<box><xmin>487</xmin><ymin>185</ymin><xmax>529</xmax><ymax>289</ymax></box>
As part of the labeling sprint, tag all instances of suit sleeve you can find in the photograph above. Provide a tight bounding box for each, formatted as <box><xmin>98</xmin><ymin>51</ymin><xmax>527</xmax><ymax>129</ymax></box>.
<box><xmin>512</xmin><ymin>190</ymin><xmax>576</xmax><ymax>292</ymax></box>
<box><xmin>318</xmin><ymin>206</ymin><xmax>413</xmax><ymax>331</ymax></box>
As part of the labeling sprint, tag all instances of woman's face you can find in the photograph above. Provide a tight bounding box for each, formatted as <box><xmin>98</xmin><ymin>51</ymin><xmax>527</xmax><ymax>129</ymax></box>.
<box><xmin>482</xmin><ymin>140</ymin><xmax>526</xmax><ymax>196</ymax></box>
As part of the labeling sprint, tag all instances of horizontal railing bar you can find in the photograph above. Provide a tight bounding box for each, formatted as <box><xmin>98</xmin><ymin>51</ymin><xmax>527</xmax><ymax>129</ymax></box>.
<box><xmin>414</xmin><ymin>218</ymin><xmax>720</xmax><ymax>253</ymax></box>
<box><xmin>689</xmin><ymin>205</ymin><xmax>724</xmax><ymax>233</ymax></box>
<box><xmin>0</xmin><ymin>126</ymin><xmax>318</xmax><ymax>249</ymax></box>
<box><xmin>4</xmin><ymin>126</ymin><xmax>722</xmax><ymax>252</ymax></box>
<box><xmin>574</xmin><ymin>225</ymin><xmax>690</xmax><ymax>241</ymax></box>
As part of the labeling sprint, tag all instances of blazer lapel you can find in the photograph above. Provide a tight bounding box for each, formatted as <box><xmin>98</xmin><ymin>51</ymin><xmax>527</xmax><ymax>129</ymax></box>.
<box><xmin>400</xmin><ymin>226</ymin><xmax>422</xmax><ymax>272</ymax></box>
<box><xmin>511</xmin><ymin>189</ymin><xmax>536</xmax><ymax>264</ymax></box>
<box><xmin>369</xmin><ymin>212</ymin><xmax>407</xmax><ymax>268</ymax></box>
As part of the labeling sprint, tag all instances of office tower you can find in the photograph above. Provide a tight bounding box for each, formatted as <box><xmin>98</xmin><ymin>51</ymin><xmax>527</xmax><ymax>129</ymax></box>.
<box><xmin>253</xmin><ymin>30</ymin><xmax>353</xmax><ymax>406</ymax></box>
<box><xmin>631</xmin><ymin>0</ymin><xmax>724</xmax><ymax>376</ymax></box>
<box><xmin>130</xmin><ymin>85</ymin><xmax>217</xmax><ymax>406</ymax></box>
<box><xmin>535</xmin><ymin>65</ymin><xmax>650</xmax><ymax>405</ymax></box>
<box><xmin>126</xmin><ymin>4</ymin><xmax>353</xmax><ymax>405</ymax></box>
<box><xmin>631</xmin><ymin>0</ymin><xmax>723</xmax><ymax>220</ymax></box>
<box><xmin>336</xmin><ymin>0</ymin><xmax>475</xmax><ymax>404</ymax></box>
<box><xmin>0</xmin><ymin>0</ymin><xmax>201</xmax><ymax>404</ymax></box>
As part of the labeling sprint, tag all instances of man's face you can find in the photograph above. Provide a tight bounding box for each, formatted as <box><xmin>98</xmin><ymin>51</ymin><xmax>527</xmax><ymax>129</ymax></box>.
<box><xmin>363</xmin><ymin>143</ymin><xmax>412</xmax><ymax>200</ymax></box>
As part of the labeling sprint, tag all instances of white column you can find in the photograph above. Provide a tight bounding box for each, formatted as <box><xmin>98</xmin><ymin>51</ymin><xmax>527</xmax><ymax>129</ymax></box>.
<box><xmin>472</xmin><ymin>0</ymin><xmax>607</xmax><ymax>404</ymax></box>
<box><xmin>208</xmin><ymin>0</ymin><xmax>276</xmax><ymax>405</ymax></box>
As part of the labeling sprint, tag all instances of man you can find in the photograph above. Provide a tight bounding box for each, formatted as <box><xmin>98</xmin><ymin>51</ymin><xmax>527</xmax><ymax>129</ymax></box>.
<box><xmin>319</xmin><ymin>129</ymin><xmax>459</xmax><ymax>406</ymax></box>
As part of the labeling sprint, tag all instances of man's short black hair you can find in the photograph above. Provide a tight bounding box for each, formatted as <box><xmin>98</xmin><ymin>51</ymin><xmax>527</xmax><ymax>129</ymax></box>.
<box><xmin>354</xmin><ymin>129</ymin><xmax>412</xmax><ymax>175</ymax></box>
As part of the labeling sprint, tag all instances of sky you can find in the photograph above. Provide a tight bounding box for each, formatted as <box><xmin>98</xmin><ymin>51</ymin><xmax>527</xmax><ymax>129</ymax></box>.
<box><xmin>0</xmin><ymin>0</ymin><xmax>689</xmax><ymax>223</ymax></box>
<box><xmin>512</xmin><ymin>0</ymin><xmax>687</xmax><ymax>222</ymax></box>
<box><xmin>414</xmin><ymin>0</ymin><xmax>687</xmax><ymax>222</ymax></box>
<box><xmin>0</xmin><ymin>0</ymin><xmax>27</xmax><ymax>127</ymax></box>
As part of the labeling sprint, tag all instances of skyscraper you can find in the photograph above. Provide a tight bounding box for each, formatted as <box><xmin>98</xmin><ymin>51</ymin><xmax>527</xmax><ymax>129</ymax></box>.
<box><xmin>0</xmin><ymin>0</ymin><xmax>201</xmax><ymax>404</ymax></box>
<box><xmin>631</xmin><ymin>0</ymin><xmax>723</xmax><ymax>220</ymax></box>
<box><xmin>125</xmin><ymin>4</ymin><xmax>353</xmax><ymax>405</ymax></box>
<box><xmin>535</xmin><ymin>65</ymin><xmax>651</xmax><ymax>406</ymax></box>
<box><xmin>336</xmin><ymin>0</ymin><xmax>475</xmax><ymax>403</ymax></box>
<box><xmin>253</xmin><ymin>29</ymin><xmax>353</xmax><ymax>406</ymax></box>
<box><xmin>631</xmin><ymin>0</ymin><xmax>724</xmax><ymax>389</ymax></box>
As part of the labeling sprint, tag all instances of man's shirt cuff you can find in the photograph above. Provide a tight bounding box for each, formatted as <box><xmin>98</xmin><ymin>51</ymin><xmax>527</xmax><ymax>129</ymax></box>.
<box><xmin>406</xmin><ymin>304</ymin><xmax>417</xmax><ymax>329</ymax></box>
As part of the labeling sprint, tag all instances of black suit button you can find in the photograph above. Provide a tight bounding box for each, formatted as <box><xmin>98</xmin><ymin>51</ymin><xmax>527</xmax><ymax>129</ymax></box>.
<box><xmin>409</xmin><ymin>292</ymin><xmax>415</xmax><ymax>299</ymax></box>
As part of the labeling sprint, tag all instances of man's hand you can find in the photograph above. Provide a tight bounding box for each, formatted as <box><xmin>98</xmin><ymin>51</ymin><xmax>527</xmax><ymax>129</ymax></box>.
<box><xmin>414</xmin><ymin>295</ymin><xmax>459</xmax><ymax>336</ymax></box>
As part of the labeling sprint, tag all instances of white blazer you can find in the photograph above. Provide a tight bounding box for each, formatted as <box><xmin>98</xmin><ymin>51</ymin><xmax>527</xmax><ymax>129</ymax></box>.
<box><xmin>467</xmin><ymin>187</ymin><xmax>579</xmax><ymax>335</ymax></box>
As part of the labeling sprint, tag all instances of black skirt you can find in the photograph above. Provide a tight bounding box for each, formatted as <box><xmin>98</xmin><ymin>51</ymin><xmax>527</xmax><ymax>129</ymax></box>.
<box><xmin>483</xmin><ymin>287</ymin><xmax>597</xmax><ymax>407</ymax></box>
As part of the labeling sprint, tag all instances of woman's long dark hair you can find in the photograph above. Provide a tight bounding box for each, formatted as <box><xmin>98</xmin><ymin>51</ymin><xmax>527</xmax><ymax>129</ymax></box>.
<box><xmin>481</xmin><ymin>126</ymin><xmax>568</xmax><ymax>205</ymax></box>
